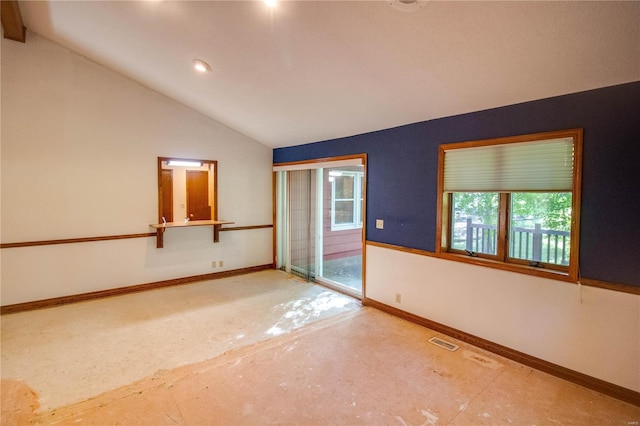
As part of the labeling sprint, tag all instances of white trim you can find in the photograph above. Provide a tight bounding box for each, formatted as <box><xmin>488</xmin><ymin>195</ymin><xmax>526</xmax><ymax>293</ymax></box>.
<box><xmin>316</xmin><ymin>169</ymin><xmax>324</xmax><ymax>278</ymax></box>
<box><xmin>331</xmin><ymin>171</ymin><xmax>364</xmax><ymax>231</ymax></box>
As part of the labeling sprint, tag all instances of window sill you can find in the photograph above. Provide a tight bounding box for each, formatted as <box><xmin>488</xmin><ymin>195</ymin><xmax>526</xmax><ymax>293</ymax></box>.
<box><xmin>436</xmin><ymin>251</ymin><xmax>575</xmax><ymax>283</ymax></box>
<box><xmin>330</xmin><ymin>225</ymin><xmax>363</xmax><ymax>232</ymax></box>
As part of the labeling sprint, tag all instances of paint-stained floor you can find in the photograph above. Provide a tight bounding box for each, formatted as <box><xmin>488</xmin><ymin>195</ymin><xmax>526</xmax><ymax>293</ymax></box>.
<box><xmin>1</xmin><ymin>270</ymin><xmax>638</xmax><ymax>425</ymax></box>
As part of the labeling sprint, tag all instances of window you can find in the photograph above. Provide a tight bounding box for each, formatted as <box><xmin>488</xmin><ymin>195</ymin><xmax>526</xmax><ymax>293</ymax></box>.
<box><xmin>436</xmin><ymin>129</ymin><xmax>582</xmax><ymax>281</ymax></box>
<box><xmin>331</xmin><ymin>171</ymin><xmax>364</xmax><ymax>231</ymax></box>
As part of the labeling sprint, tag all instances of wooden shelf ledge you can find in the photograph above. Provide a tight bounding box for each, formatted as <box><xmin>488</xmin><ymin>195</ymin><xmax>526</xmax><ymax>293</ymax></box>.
<box><xmin>149</xmin><ymin>220</ymin><xmax>234</xmax><ymax>248</ymax></box>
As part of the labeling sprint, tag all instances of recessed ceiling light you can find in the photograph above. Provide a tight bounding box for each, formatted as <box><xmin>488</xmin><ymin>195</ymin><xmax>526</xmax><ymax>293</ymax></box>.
<box><xmin>264</xmin><ymin>0</ymin><xmax>277</xmax><ymax>8</ymax></box>
<box><xmin>193</xmin><ymin>59</ymin><xmax>212</xmax><ymax>73</ymax></box>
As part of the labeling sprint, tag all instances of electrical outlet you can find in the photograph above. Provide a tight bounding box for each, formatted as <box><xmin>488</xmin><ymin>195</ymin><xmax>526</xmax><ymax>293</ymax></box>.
<box><xmin>219</xmin><ymin>260</ymin><xmax>224</xmax><ymax>267</ymax></box>
<box><xmin>211</xmin><ymin>261</ymin><xmax>217</xmax><ymax>268</ymax></box>
<box><xmin>395</xmin><ymin>293</ymin><xmax>401</xmax><ymax>303</ymax></box>
<box><xmin>376</xmin><ymin>219</ymin><xmax>384</xmax><ymax>229</ymax></box>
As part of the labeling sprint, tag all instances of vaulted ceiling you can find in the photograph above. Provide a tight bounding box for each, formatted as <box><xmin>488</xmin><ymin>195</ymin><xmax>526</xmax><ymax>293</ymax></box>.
<box><xmin>9</xmin><ymin>1</ymin><xmax>640</xmax><ymax>148</ymax></box>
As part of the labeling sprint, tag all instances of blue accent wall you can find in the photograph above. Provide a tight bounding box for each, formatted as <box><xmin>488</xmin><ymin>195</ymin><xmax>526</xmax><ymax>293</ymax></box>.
<box><xmin>273</xmin><ymin>82</ymin><xmax>640</xmax><ymax>287</ymax></box>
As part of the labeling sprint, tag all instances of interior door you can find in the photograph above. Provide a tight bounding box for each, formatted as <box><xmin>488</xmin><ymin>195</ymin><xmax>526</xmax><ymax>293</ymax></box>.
<box><xmin>161</xmin><ymin>169</ymin><xmax>174</xmax><ymax>222</ymax></box>
<box><xmin>186</xmin><ymin>170</ymin><xmax>211</xmax><ymax>220</ymax></box>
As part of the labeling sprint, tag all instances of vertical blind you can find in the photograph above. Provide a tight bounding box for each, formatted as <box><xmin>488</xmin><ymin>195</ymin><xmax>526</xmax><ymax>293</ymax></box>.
<box><xmin>443</xmin><ymin>137</ymin><xmax>575</xmax><ymax>192</ymax></box>
<box><xmin>287</xmin><ymin>169</ymin><xmax>316</xmax><ymax>280</ymax></box>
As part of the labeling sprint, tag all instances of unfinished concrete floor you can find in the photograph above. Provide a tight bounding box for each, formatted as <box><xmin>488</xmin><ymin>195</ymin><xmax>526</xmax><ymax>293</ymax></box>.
<box><xmin>1</xmin><ymin>270</ymin><xmax>638</xmax><ymax>425</ymax></box>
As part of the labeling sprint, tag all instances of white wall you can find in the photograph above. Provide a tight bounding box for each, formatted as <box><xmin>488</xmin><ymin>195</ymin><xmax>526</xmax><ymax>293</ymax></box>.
<box><xmin>366</xmin><ymin>244</ymin><xmax>640</xmax><ymax>392</ymax></box>
<box><xmin>1</xmin><ymin>32</ymin><xmax>273</xmax><ymax>305</ymax></box>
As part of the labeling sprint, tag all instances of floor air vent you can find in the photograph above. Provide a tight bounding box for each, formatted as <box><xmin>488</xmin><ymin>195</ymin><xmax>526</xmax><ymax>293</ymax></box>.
<box><xmin>428</xmin><ymin>337</ymin><xmax>459</xmax><ymax>352</ymax></box>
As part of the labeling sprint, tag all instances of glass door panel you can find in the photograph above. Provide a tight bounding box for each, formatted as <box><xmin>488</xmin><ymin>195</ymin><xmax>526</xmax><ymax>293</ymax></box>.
<box><xmin>316</xmin><ymin>166</ymin><xmax>364</xmax><ymax>294</ymax></box>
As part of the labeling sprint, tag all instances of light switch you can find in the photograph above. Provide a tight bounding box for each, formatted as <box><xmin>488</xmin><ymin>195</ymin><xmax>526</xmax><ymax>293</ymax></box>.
<box><xmin>376</xmin><ymin>219</ymin><xmax>384</xmax><ymax>229</ymax></box>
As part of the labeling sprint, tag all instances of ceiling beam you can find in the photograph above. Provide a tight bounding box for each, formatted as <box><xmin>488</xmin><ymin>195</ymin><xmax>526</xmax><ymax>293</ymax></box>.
<box><xmin>1</xmin><ymin>0</ymin><xmax>26</xmax><ymax>43</ymax></box>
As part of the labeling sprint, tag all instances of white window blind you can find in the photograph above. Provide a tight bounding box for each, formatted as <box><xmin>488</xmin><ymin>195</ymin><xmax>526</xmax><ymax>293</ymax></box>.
<box><xmin>443</xmin><ymin>137</ymin><xmax>575</xmax><ymax>192</ymax></box>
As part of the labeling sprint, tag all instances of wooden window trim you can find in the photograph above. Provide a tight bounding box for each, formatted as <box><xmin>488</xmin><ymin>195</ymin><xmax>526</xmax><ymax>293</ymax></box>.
<box><xmin>436</xmin><ymin>129</ymin><xmax>583</xmax><ymax>283</ymax></box>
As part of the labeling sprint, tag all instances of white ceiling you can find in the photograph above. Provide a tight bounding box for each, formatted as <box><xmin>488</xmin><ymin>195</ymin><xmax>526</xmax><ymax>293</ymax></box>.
<box><xmin>16</xmin><ymin>1</ymin><xmax>640</xmax><ymax>148</ymax></box>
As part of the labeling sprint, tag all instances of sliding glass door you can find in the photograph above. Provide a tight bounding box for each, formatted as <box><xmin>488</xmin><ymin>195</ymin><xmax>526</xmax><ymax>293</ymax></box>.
<box><xmin>275</xmin><ymin>158</ymin><xmax>365</xmax><ymax>297</ymax></box>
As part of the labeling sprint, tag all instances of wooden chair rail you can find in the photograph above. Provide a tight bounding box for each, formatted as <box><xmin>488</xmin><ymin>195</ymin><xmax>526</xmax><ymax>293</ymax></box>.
<box><xmin>0</xmin><ymin>224</ymin><xmax>273</xmax><ymax>249</ymax></box>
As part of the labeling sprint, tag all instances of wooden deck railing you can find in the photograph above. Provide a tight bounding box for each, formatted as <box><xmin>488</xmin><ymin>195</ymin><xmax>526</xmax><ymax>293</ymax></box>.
<box><xmin>455</xmin><ymin>218</ymin><xmax>570</xmax><ymax>265</ymax></box>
